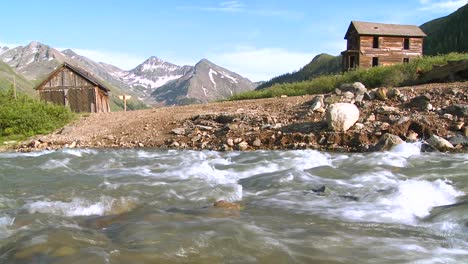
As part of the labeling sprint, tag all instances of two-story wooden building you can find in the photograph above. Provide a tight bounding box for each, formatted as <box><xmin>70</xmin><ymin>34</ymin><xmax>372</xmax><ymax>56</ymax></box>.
<box><xmin>35</xmin><ymin>63</ymin><xmax>111</xmax><ymax>113</ymax></box>
<box><xmin>341</xmin><ymin>21</ymin><xmax>426</xmax><ymax>71</ymax></box>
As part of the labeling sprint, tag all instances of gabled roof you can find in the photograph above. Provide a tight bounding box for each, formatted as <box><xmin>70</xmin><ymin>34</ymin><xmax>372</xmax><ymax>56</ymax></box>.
<box><xmin>345</xmin><ymin>21</ymin><xmax>427</xmax><ymax>39</ymax></box>
<box><xmin>35</xmin><ymin>62</ymin><xmax>111</xmax><ymax>93</ymax></box>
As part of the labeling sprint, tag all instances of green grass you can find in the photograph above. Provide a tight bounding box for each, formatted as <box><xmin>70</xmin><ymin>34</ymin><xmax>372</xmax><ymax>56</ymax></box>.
<box><xmin>0</xmin><ymin>89</ymin><xmax>75</xmax><ymax>145</ymax></box>
<box><xmin>229</xmin><ymin>53</ymin><xmax>468</xmax><ymax>101</ymax></box>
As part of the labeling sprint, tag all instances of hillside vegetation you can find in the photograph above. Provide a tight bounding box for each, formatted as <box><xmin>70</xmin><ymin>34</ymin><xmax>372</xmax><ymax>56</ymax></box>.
<box><xmin>0</xmin><ymin>61</ymin><xmax>35</xmax><ymax>96</ymax></box>
<box><xmin>421</xmin><ymin>4</ymin><xmax>468</xmax><ymax>55</ymax></box>
<box><xmin>0</xmin><ymin>89</ymin><xmax>75</xmax><ymax>144</ymax></box>
<box><xmin>229</xmin><ymin>53</ymin><xmax>468</xmax><ymax>101</ymax></box>
<box><xmin>256</xmin><ymin>53</ymin><xmax>341</xmax><ymax>90</ymax></box>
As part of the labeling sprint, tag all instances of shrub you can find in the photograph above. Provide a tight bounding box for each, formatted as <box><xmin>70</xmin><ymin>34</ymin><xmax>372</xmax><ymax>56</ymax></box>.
<box><xmin>0</xmin><ymin>89</ymin><xmax>75</xmax><ymax>142</ymax></box>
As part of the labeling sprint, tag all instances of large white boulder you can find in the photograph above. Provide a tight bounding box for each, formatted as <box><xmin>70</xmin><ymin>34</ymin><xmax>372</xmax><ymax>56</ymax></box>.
<box><xmin>326</xmin><ymin>103</ymin><xmax>360</xmax><ymax>132</ymax></box>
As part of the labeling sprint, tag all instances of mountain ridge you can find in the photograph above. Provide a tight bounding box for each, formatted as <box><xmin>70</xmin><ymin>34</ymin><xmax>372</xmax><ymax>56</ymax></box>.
<box><xmin>420</xmin><ymin>3</ymin><xmax>468</xmax><ymax>55</ymax></box>
<box><xmin>152</xmin><ymin>58</ymin><xmax>256</xmax><ymax>105</ymax></box>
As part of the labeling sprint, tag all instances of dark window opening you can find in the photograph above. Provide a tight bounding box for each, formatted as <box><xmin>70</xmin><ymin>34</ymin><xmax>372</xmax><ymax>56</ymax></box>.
<box><xmin>404</xmin><ymin>38</ymin><xmax>410</xmax><ymax>50</ymax></box>
<box><xmin>350</xmin><ymin>56</ymin><xmax>356</xmax><ymax>69</ymax></box>
<box><xmin>403</xmin><ymin>58</ymin><xmax>410</xmax><ymax>63</ymax></box>
<box><xmin>373</xmin><ymin>36</ymin><xmax>379</xmax><ymax>48</ymax></box>
<box><xmin>372</xmin><ymin>57</ymin><xmax>379</xmax><ymax>67</ymax></box>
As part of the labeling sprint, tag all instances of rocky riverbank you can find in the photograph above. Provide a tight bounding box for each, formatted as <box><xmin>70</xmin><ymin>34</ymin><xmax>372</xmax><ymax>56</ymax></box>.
<box><xmin>12</xmin><ymin>81</ymin><xmax>468</xmax><ymax>153</ymax></box>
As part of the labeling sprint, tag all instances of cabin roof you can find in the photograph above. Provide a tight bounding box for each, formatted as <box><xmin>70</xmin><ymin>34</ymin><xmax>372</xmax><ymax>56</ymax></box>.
<box><xmin>345</xmin><ymin>21</ymin><xmax>427</xmax><ymax>39</ymax></box>
<box><xmin>35</xmin><ymin>62</ymin><xmax>111</xmax><ymax>92</ymax></box>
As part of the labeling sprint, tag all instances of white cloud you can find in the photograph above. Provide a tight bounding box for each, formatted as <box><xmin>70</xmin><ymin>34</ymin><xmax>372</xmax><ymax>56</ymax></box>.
<box><xmin>208</xmin><ymin>47</ymin><xmax>316</xmax><ymax>82</ymax></box>
<box><xmin>66</xmin><ymin>48</ymin><xmax>145</xmax><ymax>71</ymax></box>
<box><xmin>418</xmin><ymin>0</ymin><xmax>467</xmax><ymax>12</ymax></box>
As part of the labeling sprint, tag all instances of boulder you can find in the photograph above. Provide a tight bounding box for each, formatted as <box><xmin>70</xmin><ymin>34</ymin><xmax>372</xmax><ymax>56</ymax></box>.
<box><xmin>326</xmin><ymin>103</ymin><xmax>360</xmax><ymax>132</ymax></box>
<box><xmin>426</xmin><ymin>135</ymin><xmax>454</xmax><ymax>151</ymax></box>
<box><xmin>373</xmin><ymin>133</ymin><xmax>404</xmax><ymax>151</ymax></box>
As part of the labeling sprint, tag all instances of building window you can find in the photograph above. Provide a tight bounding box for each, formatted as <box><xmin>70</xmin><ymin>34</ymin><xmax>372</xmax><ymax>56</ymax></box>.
<box><xmin>403</xmin><ymin>58</ymin><xmax>410</xmax><ymax>63</ymax></box>
<box><xmin>372</xmin><ymin>57</ymin><xmax>379</xmax><ymax>67</ymax></box>
<box><xmin>404</xmin><ymin>38</ymin><xmax>410</xmax><ymax>50</ymax></box>
<box><xmin>350</xmin><ymin>56</ymin><xmax>356</xmax><ymax>69</ymax></box>
<box><xmin>373</xmin><ymin>36</ymin><xmax>379</xmax><ymax>48</ymax></box>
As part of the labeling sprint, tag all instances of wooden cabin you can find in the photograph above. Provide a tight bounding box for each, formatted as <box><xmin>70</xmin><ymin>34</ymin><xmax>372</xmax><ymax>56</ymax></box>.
<box><xmin>35</xmin><ymin>63</ymin><xmax>111</xmax><ymax>113</ymax></box>
<box><xmin>341</xmin><ymin>21</ymin><xmax>426</xmax><ymax>71</ymax></box>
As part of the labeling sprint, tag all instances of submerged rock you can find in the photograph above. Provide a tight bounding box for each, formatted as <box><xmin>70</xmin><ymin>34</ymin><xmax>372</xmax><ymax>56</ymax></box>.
<box><xmin>213</xmin><ymin>200</ymin><xmax>241</xmax><ymax>210</ymax></box>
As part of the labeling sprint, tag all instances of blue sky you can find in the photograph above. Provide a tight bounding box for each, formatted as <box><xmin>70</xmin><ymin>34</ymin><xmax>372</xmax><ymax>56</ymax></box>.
<box><xmin>1</xmin><ymin>0</ymin><xmax>466</xmax><ymax>81</ymax></box>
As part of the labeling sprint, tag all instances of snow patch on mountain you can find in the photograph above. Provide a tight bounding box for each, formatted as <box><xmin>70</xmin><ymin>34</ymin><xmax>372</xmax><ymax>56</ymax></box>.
<box><xmin>208</xmin><ymin>68</ymin><xmax>218</xmax><ymax>89</ymax></box>
<box><xmin>220</xmin><ymin>71</ymin><xmax>238</xmax><ymax>84</ymax></box>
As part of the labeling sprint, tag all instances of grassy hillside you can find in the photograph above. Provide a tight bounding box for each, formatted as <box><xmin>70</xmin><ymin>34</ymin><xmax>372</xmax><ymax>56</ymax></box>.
<box><xmin>421</xmin><ymin>4</ymin><xmax>468</xmax><ymax>55</ymax></box>
<box><xmin>0</xmin><ymin>61</ymin><xmax>35</xmax><ymax>96</ymax></box>
<box><xmin>256</xmin><ymin>53</ymin><xmax>341</xmax><ymax>90</ymax></box>
<box><xmin>229</xmin><ymin>53</ymin><xmax>468</xmax><ymax>101</ymax></box>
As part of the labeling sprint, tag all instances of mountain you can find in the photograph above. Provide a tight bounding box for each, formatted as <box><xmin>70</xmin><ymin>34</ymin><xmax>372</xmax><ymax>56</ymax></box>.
<box><xmin>151</xmin><ymin>59</ymin><xmax>256</xmax><ymax>105</ymax></box>
<box><xmin>256</xmin><ymin>53</ymin><xmax>342</xmax><ymax>90</ymax></box>
<box><xmin>420</xmin><ymin>4</ymin><xmax>468</xmax><ymax>55</ymax></box>
<box><xmin>113</xmin><ymin>56</ymin><xmax>193</xmax><ymax>98</ymax></box>
<box><xmin>0</xmin><ymin>41</ymin><xmax>67</xmax><ymax>80</ymax></box>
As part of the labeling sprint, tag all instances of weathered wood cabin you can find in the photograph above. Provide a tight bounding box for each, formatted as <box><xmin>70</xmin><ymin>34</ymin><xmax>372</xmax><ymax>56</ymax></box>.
<box><xmin>35</xmin><ymin>63</ymin><xmax>111</xmax><ymax>112</ymax></box>
<box><xmin>341</xmin><ymin>21</ymin><xmax>426</xmax><ymax>71</ymax></box>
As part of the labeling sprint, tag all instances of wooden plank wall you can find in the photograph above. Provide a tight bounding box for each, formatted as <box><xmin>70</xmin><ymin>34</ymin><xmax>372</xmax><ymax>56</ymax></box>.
<box><xmin>39</xmin><ymin>68</ymin><xmax>110</xmax><ymax>113</ymax></box>
<box><xmin>359</xmin><ymin>36</ymin><xmax>423</xmax><ymax>68</ymax></box>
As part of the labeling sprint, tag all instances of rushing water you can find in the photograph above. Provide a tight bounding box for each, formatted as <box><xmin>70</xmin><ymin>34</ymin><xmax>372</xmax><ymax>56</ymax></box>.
<box><xmin>0</xmin><ymin>144</ymin><xmax>467</xmax><ymax>263</ymax></box>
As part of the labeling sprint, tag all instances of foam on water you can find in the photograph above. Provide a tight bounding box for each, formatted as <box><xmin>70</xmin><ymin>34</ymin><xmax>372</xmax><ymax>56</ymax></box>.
<box><xmin>342</xmin><ymin>179</ymin><xmax>463</xmax><ymax>225</ymax></box>
<box><xmin>24</xmin><ymin>196</ymin><xmax>138</xmax><ymax>217</ymax></box>
<box><xmin>0</xmin><ymin>215</ymin><xmax>14</xmax><ymax>239</ymax></box>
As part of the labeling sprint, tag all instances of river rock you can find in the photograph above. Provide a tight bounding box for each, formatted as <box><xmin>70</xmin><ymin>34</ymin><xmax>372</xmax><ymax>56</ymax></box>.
<box><xmin>326</xmin><ymin>103</ymin><xmax>360</xmax><ymax>132</ymax></box>
<box><xmin>427</xmin><ymin>135</ymin><xmax>454</xmax><ymax>151</ymax></box>
<box><xmin>376</xmin><ymin>87</ymin><xmax>388</xmax><ymax>101</ymax></box>
<box><xmin>171</xmin><ymin>128</ymin><xmax>186</xmax><ymax>135</ymax></box>
<box><xmin>213</xmin><ymin>200</ymin><xmax>241</xmax><ymax>210</ymax></box>
<box><xmin>448</xmin><ymin>134</ymin><xmax>468</xmax><ymax>146</ymax></box>
<box><xmin>387</xmin><ymin>88</ymin><xmax>401</xmax><ymax>99</ymax></box>
<box><xmin>407</xmin><ymin>95</ymin><xmax>431</xmax><ymax>109</ymax></box>
<box><xmin>237</xmin><ymin>141</ymin><xmax>249</xmax><ymax>150</ymax></box>
<box><xmin>339</xmin><ymin>82</ymin><xmax>366</xmax><ymax>94</ymax></box>
<box><xmin>444</xmin><ymin>104</ymin><xmax>468</xmax><ymax>117</ymax></box>
<box><xmin>252</xmin><ymin>138</ymin><xmax>262</xmax><ymax>147</ymax></box>
<box><xmin>309</xmin><ymin>95</ymin><xmax>325</xmax><ymax>112</ymax></box>
<box><xmin>342</xmin><ymin>91</ymin><xmax>355</xmax><ymax>100</ymax></box>
<box><xmin>373</xmin><ymin>133</ymin><xmax>404</xmax><ymax>151</ymax></box>
<box><xmin>407</xmin><ymin>131</ymin><xmax>418</xmax><ymax>142</ymax></box>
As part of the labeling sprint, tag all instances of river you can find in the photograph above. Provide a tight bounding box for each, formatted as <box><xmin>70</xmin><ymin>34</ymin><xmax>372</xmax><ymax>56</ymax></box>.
<box><xmin>0</xmin><ymin>144</ymin><xmax>467</xmax><ymax>263</ymax></box>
